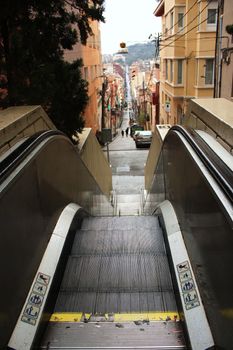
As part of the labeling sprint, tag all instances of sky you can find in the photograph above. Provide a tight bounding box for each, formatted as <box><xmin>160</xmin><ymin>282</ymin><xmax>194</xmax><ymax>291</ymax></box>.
<box><xmin>100</xmin><ymin>0</ymin><xmax>161</xmax><ymax>54</ymax></box>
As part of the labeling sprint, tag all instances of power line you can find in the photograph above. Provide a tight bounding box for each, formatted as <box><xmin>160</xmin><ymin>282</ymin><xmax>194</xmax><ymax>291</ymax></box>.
<box><xmin>160</xmin><ymin>0</ymin><xmax>213</xmax><ymax>42</ymax></box>
<box><xmin>160</xmin><ymin>10</ymin><xmax>216</xmax><ymax>52</ymax></box>
<box><xmin>159</xmin><ymin>0</ymin><xmax>199</xmax><ymax>39</ymax></box>
<box><xmin>160</xmin><ymin>36</ymin><xmax>218</xmax><ymax>44</ymax></box>
<box><xmin>160</xmin><ymin>48</ymin><xmax>215</xmax><ymax>52</ymax></box>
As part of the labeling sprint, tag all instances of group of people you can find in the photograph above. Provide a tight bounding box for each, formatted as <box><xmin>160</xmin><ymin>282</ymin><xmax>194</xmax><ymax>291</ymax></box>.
<box><xmin>121</xmin><ymin>127</ymin><xmax>129</xmax><ymax>137</ymax></box>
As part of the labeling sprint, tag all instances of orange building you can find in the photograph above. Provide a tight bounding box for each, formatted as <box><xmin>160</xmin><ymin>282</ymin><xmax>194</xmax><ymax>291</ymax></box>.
<box><xmin>64</xmin><ymin>21</ymin><xmax>103</xmax><ymax>134</ymax></box>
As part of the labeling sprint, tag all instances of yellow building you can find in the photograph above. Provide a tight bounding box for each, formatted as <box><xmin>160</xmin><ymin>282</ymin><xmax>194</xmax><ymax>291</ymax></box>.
<box><xmin>154</xmin><ymin>0</ymin><xmax>218</xmax><ymax>124</ymax></box>
<box><xmin>215</xmin><ymin>0</ymin><xmax>233</xmax><ymax>100</ymax></box>
<box><xmin>64</xmin><ymin>21</ymin><xmax>103</xmax><ymax>134</ymax></box>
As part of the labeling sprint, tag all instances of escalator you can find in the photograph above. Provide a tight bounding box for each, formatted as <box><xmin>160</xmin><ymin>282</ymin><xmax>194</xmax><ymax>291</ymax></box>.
<box><xmin>40</xmin><ymin>215</ymin><xmax>186</xmax><ymax>349</ymax></box>
<box><xmin>1</xmin><ymin>126</ymin><xmax>232</xmax><ymax>349</ymax></box>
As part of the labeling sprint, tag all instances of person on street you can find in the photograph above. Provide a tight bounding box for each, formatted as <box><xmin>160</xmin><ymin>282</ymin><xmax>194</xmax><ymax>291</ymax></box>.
<box><xmin>121</xmin><ymin>130</ymin><xmax>124</xmax><ymax>137</ymax></box>
<box><xmin>125</xmin><ymin>127</ymin><xmax>129</xmax><ymax>137</ymax></box>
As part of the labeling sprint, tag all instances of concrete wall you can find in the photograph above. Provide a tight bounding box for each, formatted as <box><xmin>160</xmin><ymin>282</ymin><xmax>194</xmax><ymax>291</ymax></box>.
<box><xmin>0</xmin><ymin>106</ymin><xmax>56</xmax><ymax>156</ymax></box>
<box><xmin>78</xmin><ymin>128</ymin><xmax>113</xmax><ymax>198</ymax></box>
<box><xmin>185</xmin><ymin>98</ymin><xmax>233</xmax><ymax>153</ymax></box>
<box><xmin>145</xmin><ymin>125</ymin><xmax>171</xmax><ymax>191</ymax></box>
<box><xmin>0</xmin><ymin>107</ymin><xmax>112</xmax><ymax>198</ymax></box>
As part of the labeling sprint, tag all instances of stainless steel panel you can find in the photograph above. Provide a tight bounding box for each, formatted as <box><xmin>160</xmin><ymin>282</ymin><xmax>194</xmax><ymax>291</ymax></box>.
<box><xmin>145</xmin><ymin>130</ymin><xmax>233</xmax><ymax>349</ymax></box>
<box><xmin>40</xmin><ymin>321</ymin><xmax>186</xmax><ymax>349</ymax></box>
<box><xmin>0</xmin><ymin>135</ymin><xmax>113</xmax><ymax>347</ymax></box>
<box><xmin>55</xmin><ymin>216</ymin><xmax>178</xmax><ymax>314</ymax></box>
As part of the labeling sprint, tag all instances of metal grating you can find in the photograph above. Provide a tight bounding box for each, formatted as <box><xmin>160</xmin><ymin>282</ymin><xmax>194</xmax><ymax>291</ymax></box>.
<box><xmin>55</xmin><ymin>216</ymin><xmax>178</xmax><ymax>314</ymax></box>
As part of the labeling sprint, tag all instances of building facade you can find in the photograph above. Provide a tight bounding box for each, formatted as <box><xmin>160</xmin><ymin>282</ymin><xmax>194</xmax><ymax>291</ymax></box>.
<box><xmin>64</xmin><ymin>21</ymin><xmax>103</xmax><ymax>134</ymax></box>
<box><xmin>130</xmin><ymin>61</ymin><xmax>160</xmax><ymax>131</ymax></box>
<box><xmin>215</xmin><ymin>0</ymin><xmax>233</xmax><ymax>99</ymax></box>
<box><xmin>98</xmin><ymin>61</ymin><xmax>125</xmax><ymax>137</ymax></box>
<box><xmin>154</xmin><ymin>0</ymin><xmax>218</xmax><ymax>125</ymax></box>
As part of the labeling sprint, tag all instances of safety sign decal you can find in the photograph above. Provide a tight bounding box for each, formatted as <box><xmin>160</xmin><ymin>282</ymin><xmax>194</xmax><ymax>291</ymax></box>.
<box><xmin>177</xmin><ymin>261</ymin><xmax>200</xmax><ymax>310</ymax></box>
<box><xmin>21</xmin><ymin>272</ymin><xmax>50</xmax><ymax>326</ymax></box>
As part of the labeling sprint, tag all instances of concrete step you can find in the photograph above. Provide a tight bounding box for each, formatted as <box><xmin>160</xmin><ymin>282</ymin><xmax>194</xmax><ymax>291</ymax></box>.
<box><xmin>116</xmin><ymin>194</ymin><xmax>141</xmax><ymax>216</ymax></box>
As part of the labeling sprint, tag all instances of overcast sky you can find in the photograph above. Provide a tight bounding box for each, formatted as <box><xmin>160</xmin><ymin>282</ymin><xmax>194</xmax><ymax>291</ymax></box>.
<box><xmin>100</xmin><ymin>0</ymin><xmax>161</xmax><ymax>54</ymax></box>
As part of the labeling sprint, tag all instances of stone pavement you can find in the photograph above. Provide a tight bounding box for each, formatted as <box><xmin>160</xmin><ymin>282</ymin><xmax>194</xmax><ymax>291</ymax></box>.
<box><xmin>103</xmin><ymin>110</ymin><xmax>149</xmax><ymax>216</ymax></box>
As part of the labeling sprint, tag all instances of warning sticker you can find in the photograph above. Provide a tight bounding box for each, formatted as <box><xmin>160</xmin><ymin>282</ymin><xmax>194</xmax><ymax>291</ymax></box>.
<box><xmin>21</xmin><ymin>316</ymin><xmax>37</xmax><ymax>326</ymax></box>
<box><xmin>29</xmin><ymin>293</ymin><xmax>43</xmax><ymax>306</ymax></box>
<box><xmin>177</xmin><ymin>261</ymin><xmax>200</xmax><ymax>310</ymax></box>
<box><xmin>23</xmin><ymin>304</ymin><xmax>40</xmax><ymax>320</ymax></box>
<box><xmin>36</xmin><ymin>272</ymin><xmax>50</xmax><ymax>285</ymax></box>
<box><xmin>21</xmin><ymin>272</ymin><xmax>51</xmax><ymax>326</ymax></box>
<box><xmin>179</xmin><ymin>270</ymin><xmax>192</xmax><ymax>283</ymax></box>
<box><xmin>33</xmin><ymin>282</ymin><xmax>47</xmax><ymax>295</ymax></box>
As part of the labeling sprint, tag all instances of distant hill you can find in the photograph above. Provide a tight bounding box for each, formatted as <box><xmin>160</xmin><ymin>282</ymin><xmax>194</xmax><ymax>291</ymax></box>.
<box><xmin>116</xmin><ymin>42</ymin><xmax>156</xmax><ymax>65</ymax></box>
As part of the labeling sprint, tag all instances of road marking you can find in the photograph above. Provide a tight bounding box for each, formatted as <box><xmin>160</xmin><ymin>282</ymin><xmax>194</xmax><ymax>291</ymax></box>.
<box><xmin>117</xmin><ymin>166</ymin><xmax>130</xmax><ymax>172</ymax></box>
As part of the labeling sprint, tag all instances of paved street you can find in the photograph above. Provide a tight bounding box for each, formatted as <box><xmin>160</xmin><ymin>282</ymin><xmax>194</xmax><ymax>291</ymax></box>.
<box><xmin>103</xmin><ymin>110</ymin><xmax>149</xmax><ymax>215</ymax></box>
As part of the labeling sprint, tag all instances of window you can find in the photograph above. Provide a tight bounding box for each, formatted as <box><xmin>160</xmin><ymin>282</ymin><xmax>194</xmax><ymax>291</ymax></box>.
<box><xmin>170</xmin><ymin>12</ymin><xmax>174</xmax><ymax>33</ymax></box>
<box><xmin>178</xmin><ymin>13</ymin><xmax>184</xmax><ymax>29</ymax></box>
<box><xmin>195</xmin><ymin>59</ymin><xmax>199</xmax><ymax>85</ymax></box>
<box><xmin>165</xmin><ymin>59</ymin><xmax>168</xmax><ymax>80</ymax></box>
<box><xmin>205</xmin><ymin>59</ymin><xmax>214</xmax><ymax>85</ymax></box>
<box><xmin>177</xmin><ymin>60</ymin><xmax>183</xmax><ymax>84</ymax></box>
<box><xmin>207</xmin><ymin>8</ymin><xmax>217</xmax><ymax>24</ymax></box>
<box><xmin>170</xmin><ymin>60</ymin><xmax>173</xmax><ymax>82</ymax></box>
<box><xmin>164</xmin><ymin>15</ymin><xmax>168</xmax><ymax>35</ymax></box>
<box><xmin>231</xmin><ymin>73</ymin><xmax>233</xmax><ymax>97</ymax></box>
<box><xmin>84</xmin><ymin>67</ymin><xmax>88</xmax><ymax>80</ymax></box>
<box><xmin>92</xmin><ymin>66</ymin><xmax>95</xmax><ymax>80</ymax></box>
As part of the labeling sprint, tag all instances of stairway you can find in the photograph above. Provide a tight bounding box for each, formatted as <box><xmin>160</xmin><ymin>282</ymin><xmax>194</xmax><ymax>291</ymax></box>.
<box><xmin>116</xmin><ymin>193</ymin><xmax>142</xmax><ymax>215</ymax></box>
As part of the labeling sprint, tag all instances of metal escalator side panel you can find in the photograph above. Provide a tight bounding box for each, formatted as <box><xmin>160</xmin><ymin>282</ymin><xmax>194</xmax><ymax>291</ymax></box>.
<box><xmin>156</xmin><ymin>200</ymin><xmax>214</xmax><ymax>350</ymax></box>
<box><xmin>0</xmin><ymin>130</ymin><xmax>63</xmax><ymax>184</ymax></box>
<box><xmin>170</xmin><ymin>125</ymin><xmax>233</xmax><ymax>203</ymax></box>
<box><xmin>7</xmin><ymin>203</ymin><xmax>86</xmax><ymax>350</ymax></box>
<box><xmin>145</xmin><ymin>128</ymin><xmax>233</xmax><ymax>349</ymax></box>
<box><xmin>0</xmin><ymin>133</ymin><xmax>113</xmax><ymax>348</ymax></box>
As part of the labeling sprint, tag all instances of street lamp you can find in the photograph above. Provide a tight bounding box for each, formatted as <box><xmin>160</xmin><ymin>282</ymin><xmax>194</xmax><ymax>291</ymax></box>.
<box><xmin>118</xmin><ymin>42</ymin><xmax>128</xmax><ymax>54</ymax></box>
<box><xmin>101</xmin><ymin>76</ymin><xmax>108</xmax><ymax>130</ymax></box>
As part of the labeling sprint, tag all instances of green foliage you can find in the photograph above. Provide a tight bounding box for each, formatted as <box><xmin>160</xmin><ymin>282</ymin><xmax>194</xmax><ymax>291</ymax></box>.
<box><xmin>49</xmin><ymin>60</ymin><xmax>88</xmax><ymax>137</ymax></box>
<box><xmin>0</xmin><ymin>0</ymin><xmax>105</xmax><ymax>138</ymax></box>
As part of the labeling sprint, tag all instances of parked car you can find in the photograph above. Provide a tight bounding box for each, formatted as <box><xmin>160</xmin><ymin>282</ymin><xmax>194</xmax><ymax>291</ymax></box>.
<box><xmin>134</xmin><ymin>130</ymin><xmax>152</xmax><ymax>148</ymax></box>
<box><xmin>130</xmin><ymin>124</ymin><xmax>144</xmax><ymax>137</ymax></box>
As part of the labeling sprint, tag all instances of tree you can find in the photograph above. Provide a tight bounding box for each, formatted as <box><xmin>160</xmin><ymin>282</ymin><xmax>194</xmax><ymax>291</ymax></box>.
<box><xmin>0</xmin><ymin>0</ymin><xmax>105</xmax><ymax>138</ymax></box>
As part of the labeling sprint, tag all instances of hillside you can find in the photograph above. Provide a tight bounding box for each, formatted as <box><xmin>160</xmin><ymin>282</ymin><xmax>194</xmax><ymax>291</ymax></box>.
<box><xmin>117</xmin><ymin>42</ymin><xmax>156</xmax><ymax>65</ymax></box>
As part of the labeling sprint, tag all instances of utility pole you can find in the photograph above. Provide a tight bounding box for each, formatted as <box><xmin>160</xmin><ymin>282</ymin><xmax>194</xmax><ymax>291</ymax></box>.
<box><xmin>101</xmin><ymin>76</ymin><xmax>108</xmax><ymax>130</ymax></box>
<box><xmin>143</xmin><ymin>78</ymin><xmax>146</xmax><ymax>123</ymax></box>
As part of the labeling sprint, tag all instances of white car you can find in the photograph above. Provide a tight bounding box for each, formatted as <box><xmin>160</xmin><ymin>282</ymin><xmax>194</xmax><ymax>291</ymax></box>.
<box><xmin>134</xmin><ymin>130</ymin><xmax>152</xmax><ymax>148</ymax></box>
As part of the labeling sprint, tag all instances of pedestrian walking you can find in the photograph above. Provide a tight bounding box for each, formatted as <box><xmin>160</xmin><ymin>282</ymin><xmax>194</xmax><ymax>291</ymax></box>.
<box><xmin>121</xmin><ymin>130</ymin><xmax>124</xmax><ymax>137</ymax></box>
<box><xmin>125</xmin><ymin>127</ymin><xmax>129</xmax><ymax>137</ymax></box>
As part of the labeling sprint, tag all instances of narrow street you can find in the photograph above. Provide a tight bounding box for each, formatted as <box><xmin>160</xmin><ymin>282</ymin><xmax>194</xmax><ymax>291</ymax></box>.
<box><xmin>103</xmin><ymin>109</ymin><xmax>149</xmax><ymax>215</ymax></box>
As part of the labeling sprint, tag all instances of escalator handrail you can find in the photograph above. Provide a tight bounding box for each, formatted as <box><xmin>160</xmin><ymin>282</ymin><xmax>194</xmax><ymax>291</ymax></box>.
<box><xmin>0</xmin><ymin>130</ymin><xmax>67</xmax><ymax>185</ymax></box>
<box><xmin>169</xmin><ymin>125</ymin><xmax>233</xmax><ymax>204</ymax></box>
